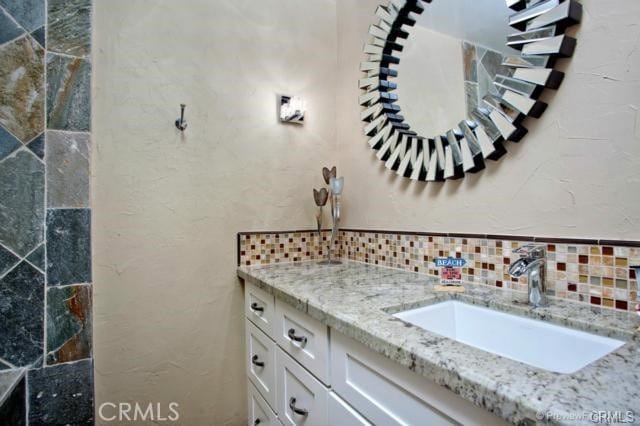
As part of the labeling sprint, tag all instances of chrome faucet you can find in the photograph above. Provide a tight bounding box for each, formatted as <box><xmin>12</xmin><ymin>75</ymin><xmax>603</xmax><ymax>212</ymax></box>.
<box><xmin>509</xmin><ymin>244</ymin><xmax>547</xmax><ymax>308</ymax></box>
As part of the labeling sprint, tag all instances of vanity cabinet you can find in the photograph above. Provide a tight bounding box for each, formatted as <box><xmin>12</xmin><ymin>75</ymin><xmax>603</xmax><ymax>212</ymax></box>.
<box><xmin>248</xmin><ymin>381</ymin><xmax>279</xmax><ymax>426</ymax></box>
<box><xmin>246</xmin><ymin>320</ymin><xmax>277</xmax><ymax>409</ymax></box>
<box><xmin>328</xmin><ymin>392</ymin><xmax>371</xmax><ymax>425</ymax></box>
<box><xmin>276</xmin><ymin>347</ymin><xmax>328</xmax><ymax>425</ymax></box>
<box><xmin>331</xmin><ymin>331</ymin><xmax>506</xmax><ymax>426</ymax></box>
<box><xmin>245</xmin><ymin>283</ymin><xmax>276</xmax><ymax>337</ymax></box>
<box><xmin>243</xmin><ymin>281</ymin><xmax>505</xmax><ymax>426</ymax></box>
<box><xmin>274</xmin><ymin>298</ymin><xmax>330</xmax><ymax>384</ymax></box>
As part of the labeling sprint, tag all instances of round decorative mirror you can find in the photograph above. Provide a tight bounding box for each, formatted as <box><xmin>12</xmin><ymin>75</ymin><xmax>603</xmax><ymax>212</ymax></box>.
<box><xmin>360</xmin><ymin>0</ymin><xmax>582</xmax><ymax>181</ymax></box>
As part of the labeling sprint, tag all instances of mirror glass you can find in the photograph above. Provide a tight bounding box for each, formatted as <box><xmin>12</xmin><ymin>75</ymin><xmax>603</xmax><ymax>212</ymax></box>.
<box><xmin>396</xmin><ymin>0</ymin><xmax>516</xmax><ymax>137</ymax></box>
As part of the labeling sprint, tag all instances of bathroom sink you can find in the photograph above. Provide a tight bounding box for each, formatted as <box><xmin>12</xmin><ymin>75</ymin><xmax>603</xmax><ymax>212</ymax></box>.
<box><xmin>393</xmin><ymin>301</ymin><xmax>624</xmax><ymax>373</ymax></box>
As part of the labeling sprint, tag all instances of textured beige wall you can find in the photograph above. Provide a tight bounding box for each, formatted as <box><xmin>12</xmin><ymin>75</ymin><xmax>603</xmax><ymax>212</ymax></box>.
<box><xmin>92</xmin><ymin>0</ymin><xmax>337</xmax><ymax>424</ymax></box>
<box><xmin>337</xmin><ymin>0</ymin><xmax>640</xmax><ymax>240</ymax></box>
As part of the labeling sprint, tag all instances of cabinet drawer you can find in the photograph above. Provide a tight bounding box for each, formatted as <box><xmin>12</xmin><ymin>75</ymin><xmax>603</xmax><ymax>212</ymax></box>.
<box><xmin>248</xmin><ymin>381</ymin><xmax>279</xmax><ymax>426</ymax></box>
<box><xmin>276</xmin><ymin>347</ymin><xmax>328</xmax><ymax>426</ymax></box>
<box><xmin>331</xmin><ymin>330</ymin><xmax>506</xmax><ymax>426</ymax></box>
<box><xmin>245</xmin><ymin>282</ymin><xmax>276</xmax><ymax>338</ymax></box>
<box><xmin>328</xmin><ymin>391</ymin><xmax>371</xmax><ymax>425</ymax></box>
<box><xmin>246</xmin><ymin>319</ymin><xmax>277</xmax><ymax>411</ymax></box>
<box><xmin>274</xmin><ymin>301</ymin><xmax>330</xmax><ymax>384</ymax></box>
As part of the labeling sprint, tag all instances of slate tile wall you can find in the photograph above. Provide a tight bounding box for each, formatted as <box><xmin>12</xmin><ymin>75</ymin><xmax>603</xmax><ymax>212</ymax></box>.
<box><xmin>0</xmin><ymin>0</ymin><xmax>93</xmax><ymax>423</ymax></box>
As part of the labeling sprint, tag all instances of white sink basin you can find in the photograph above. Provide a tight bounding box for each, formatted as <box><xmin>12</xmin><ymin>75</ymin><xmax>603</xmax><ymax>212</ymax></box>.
<box><xmin>394</xmin><ymin>301</ymin><xmax>624</xmax><ymax>373</ymax></box>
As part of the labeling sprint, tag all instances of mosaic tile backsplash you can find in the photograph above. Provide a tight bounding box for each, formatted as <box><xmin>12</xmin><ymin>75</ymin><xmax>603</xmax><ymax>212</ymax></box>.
<box><xmin>239</xmin><ymin>230</ymin><xmax>639</xmax><ymax>313</ymax></box>
<box><xmin>238</xmin><ymin>230</ymin><xmax>339</xmax><ymax>265</ymax></box>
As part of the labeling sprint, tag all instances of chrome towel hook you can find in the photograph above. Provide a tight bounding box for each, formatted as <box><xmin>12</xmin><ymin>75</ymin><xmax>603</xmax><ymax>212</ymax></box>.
<box><xmin>175</xmin><ymin>104</ymin><xmax>187</xmax><ymax>131</ymax></box>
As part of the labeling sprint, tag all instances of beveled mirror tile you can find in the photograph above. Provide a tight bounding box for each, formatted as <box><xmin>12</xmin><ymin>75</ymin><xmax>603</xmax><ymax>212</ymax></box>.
<box><xmin>509</xmin><ymin>0</ymin><xmax>560</xmax><ymax>30</ymax></box>
<box><xmin>0</xmin><ymin>0</ymin><xmax>45</xmax><ymax>32</ymax></box>
<box><xmin>471</xmin><ymin>109</ymin><xmax>502</xmax><ymax>142</ymax></box>
<box><xmin>474</xmin><ymin>124</ymin><xmax>500</xmax><ymax>159</ymax></box>
<box><xmin>0</xmin><ymin>261</ymin><xmax>44</xmax><ymax>367</ymax></box>
<box><xmin>458</xmin><ymin>121</ymin><xmax>483</xmax><ymax>158</ymax></box>
<box><xmin>0</xmin><ymin>8</ymin><xmax>24</xmax><ymax>44</ymax></box>
<box><xmin>28</xmin><ymin>359</ymin><xmax>94</xmax><ymax>424</ymax></box>
<box><xmin>46</xmin><ymin>284</ymin><xmax>92</xmax><ymax>365</ymax></box>
<box><xmin>425</xmin><ymin>149</ymin><xmax>439</xmax><ymax>181</ymax></box>
<box><xmin>502</xmin><ymin>54</ymin><xmax>549</xmax><ymax>68</ymax></box>
<box><xmin>363</xmin><ymin>43</ymin><xmax>383</xmax><ymax>55</ymax></box>
<box><xmin>409</xmin><ymin>150</ymin><xmax>424</xmax><ymax>181</ymax></box>
<box><xmin>0</xmin><ymin>36</ymin><xmax>45</xmax><ymax>143</ymax></box>
<box><xmin>369</xmin><ymin>24</ymin><xmax>388</xmax><ymax>39</ymax></box>
<box><xmin>0</xmin><ymin>150</ymin><xmax>44</xmax><ymax>257</ymax></box>
<box><xmin>46</xmin><ymin>54</ymin><xmax>91</xmax><ymax>131</ymax></box>
<box><xmin>494</xmin><ymin>74</ymin><xmax>538</xmax><ymax>97</ymax></box>
<box><xmin>522</xmin><ymin>34</ymin><xmax>576</xmax><ymax>57</ymax></box>
<box><xmin>375</xmin><ymin>5</ymin><xmax>395</xmax><ymax>25</ymax></box>
<box><xmin>46</xmin><ymin>208</ymin><xmax>91</xmax><ymax>286</ymax></box>
<box><xmin>46</xmin><ymin>131</ymin><xmax>90</xmax><ymax>208</ymax></box>
<box><xmin>512</xmin><ymin>67</ymin><xmax>564</xmax><ymax>88</ymax></box>
<box><xmin>501</xmin><ymin>88</ymin><xmax>547</xmax><ymax>118</ymax></box>
<box><xmin>526</xmin><ymin>0</ymin><xmax>582</xmax><ymax>30</ymax></box>
<box><xmin>446</xmin><ymin>130</ymin><xmax>464</xmax><ymax>168</ymax></box>
<box><xmin>507</xmin><ymin>26</ymin><xmax>557</xmax><ymax>48</ymax></box>
<box><xmin>483</xmin><ymin>95</ymin><xmax>521</xmax><ymax>122</ymax></box>
<box><xmin>488</xmin><ymin>107</ymin><xmax>518</xmax><ymax>140</ymax></box>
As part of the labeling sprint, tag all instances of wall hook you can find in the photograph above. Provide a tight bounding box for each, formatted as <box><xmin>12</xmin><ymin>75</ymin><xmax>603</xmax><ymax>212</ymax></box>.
<box><xmin>175</xmin><ymin>104</ymin><xmax>187</xmax><ymax>131</ymax></box>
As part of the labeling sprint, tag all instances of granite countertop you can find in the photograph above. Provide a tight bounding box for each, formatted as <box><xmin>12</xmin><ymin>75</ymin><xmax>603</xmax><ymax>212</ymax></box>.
<box><xmin>238</xmin><ymin>260</ymin><xmax>640</xmax><ymax>426</ymax></box>
<box><xmin>0</xmin><ymin>369</ymin><xmax>24</xmax><ymax>407</ymax></box>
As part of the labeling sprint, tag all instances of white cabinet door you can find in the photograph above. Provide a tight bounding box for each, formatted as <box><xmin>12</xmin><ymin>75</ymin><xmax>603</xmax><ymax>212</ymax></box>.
<box><xmin>248</xmin><ymin>381</ymin><xmax>280</xmax><ymax>426</ymax></box>
<box><xmin>328</xmin><ymin>391</ymin><xmax>371</xmax><ymax>426</ymax></box>
<box><xmin>246</xmin><ymin>319</ymin><xmax>277</xmax><ymax>411</ymax></box>
<box><xmin>276</xmin><ymin>347</ymin><xmax>328</xmax><ymax>426</ymax></box>
<box><xmin>245</xmin><ymin>282</ymin><xmax>276</xmax><ymax>338</ymax></box>
<box><xmin>274</xmin><ymin>300</ymin><xmax>330</xmax><ymax>385</ymax></box>
<box><xmin>331</xmin><ymin>330</ymin><xmax>507</xmax><ymax>426</ymax></box>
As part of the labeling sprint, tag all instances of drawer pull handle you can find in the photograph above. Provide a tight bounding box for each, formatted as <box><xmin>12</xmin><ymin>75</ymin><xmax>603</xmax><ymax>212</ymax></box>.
<box><xmin>289</xmin><ymin>397</ymin><xmax>308</xmax><ymax>416</ymax></box>
<box><xmin>287</xmin><ymin>328</ymin><xmax>308</xmax><ymax>346</ymax></box>
<box><xmin>251</xmin><ymin>354</ymin><xmax>265</xmax><ymax>367</ymax></box>
<box><xmin>250</xmin><ymin>302</ymin><xmax>264</xmax><ymax>313</ymax></box>
<box><xmin>254</xmin><ymin>419</ymin><xmax>261</xmax><ymax>425</ymax></box>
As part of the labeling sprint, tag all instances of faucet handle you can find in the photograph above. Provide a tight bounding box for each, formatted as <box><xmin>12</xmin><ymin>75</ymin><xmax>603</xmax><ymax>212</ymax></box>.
<box><xmin>514</xmin><ymin>244</ymin><xmax>546</xmax><ymax>259</ymax></box>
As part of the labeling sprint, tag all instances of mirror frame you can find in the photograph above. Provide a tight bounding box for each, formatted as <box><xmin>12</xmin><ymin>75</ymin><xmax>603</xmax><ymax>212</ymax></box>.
<box><xmin>360</xmin><ymin>0</ymin><xmax>582</xmax><ymax>181</ymax></box>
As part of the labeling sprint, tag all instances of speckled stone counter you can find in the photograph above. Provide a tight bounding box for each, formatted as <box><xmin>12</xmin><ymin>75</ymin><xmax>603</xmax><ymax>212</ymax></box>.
<box><xmin>238</xmin><ymin>261</ymin><xmax>640</xmax><ymax>426</ymax></box>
